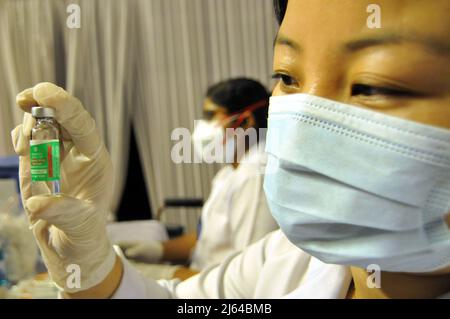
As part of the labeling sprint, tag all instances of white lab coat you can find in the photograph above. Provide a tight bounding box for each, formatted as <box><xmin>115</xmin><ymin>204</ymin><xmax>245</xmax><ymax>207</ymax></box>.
<box><xmin>112</xmin><ymin>229</ymin><xmax>450</xmax><ymax>299</ymax></box>
<box><xmin>189</xmin><ymin>142</ymin><xmax>278</xmax><ymax>271</ymax></box>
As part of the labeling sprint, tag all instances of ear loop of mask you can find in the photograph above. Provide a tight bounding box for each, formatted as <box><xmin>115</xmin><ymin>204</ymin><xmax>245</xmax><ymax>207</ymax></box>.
<box><xmin>225</xmin><ymin>100</ymin><xmax>268</xmax><ymax>129</ymax></box>
<box><xmin>218</xmin><ymin>100</ymin><xmax>268</xmax><ymax>145</ymax></box>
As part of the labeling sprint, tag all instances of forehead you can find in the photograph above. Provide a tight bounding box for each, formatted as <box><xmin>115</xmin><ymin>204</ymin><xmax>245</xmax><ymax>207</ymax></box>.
<box><xmin>279</xmin><ymin>0</ymin><xmax>450</xmax><ymax>51</ymax></box>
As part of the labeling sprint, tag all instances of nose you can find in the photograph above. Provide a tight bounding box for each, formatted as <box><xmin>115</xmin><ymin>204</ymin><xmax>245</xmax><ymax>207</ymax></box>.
<box><xmin>300</xmin><ymin>46</ymin><xmax>347</xmax><ymax>102</ymax></box>
<box><xmin>301</xmin><ymin>71</ymin><xmax>345</xmax><ymax>102</ymax></box>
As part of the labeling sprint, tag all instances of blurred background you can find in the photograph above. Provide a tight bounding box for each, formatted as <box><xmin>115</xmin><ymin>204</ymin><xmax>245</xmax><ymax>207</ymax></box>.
<box><xmin>0</xmin><ymin>0</ymin><xmax>277</xmax><ymax>233</ymax></box>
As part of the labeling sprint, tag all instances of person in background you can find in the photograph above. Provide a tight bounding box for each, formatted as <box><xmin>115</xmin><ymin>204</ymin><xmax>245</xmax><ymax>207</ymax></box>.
<box><xmin>118</xmin><ymin>78</ymin><xmax>278</xmax><ymax>281</ymax></box>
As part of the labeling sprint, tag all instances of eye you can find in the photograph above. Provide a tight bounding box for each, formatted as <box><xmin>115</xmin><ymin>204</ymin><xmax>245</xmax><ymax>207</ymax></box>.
<box><xmin>203</xmin><ymin>110</ymin><xmax>216</xmax><ymax>120</ymax></box>
<box><xmin>272</xmin><ymin>72</ymin><xmax>299</xmax><ymax>88</ymax></box>
<box><xmin>351</xmin><ymin>84</ymin><xmax>415</xmax><ymax>98</ymax></box>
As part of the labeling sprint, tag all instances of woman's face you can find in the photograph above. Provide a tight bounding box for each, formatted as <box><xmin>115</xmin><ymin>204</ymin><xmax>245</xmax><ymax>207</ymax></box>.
<box><xmin>203</xmin><ymin>98</ymin><xmax>229</xmax><ymax>125</ymax></box>
<box><xmin>272</xmin><ymin>0</ymin><xmax>450</xmax><ymax>129</ymax></box>
<box><xmin>272</xmin><ymin>0</ymin><xmax>450</xmax><ymax>270</ymax></box>
<box><xmin>202</xmin><ymin>98</ymin><xmax>255</xmax><ymax>130</ymax></box>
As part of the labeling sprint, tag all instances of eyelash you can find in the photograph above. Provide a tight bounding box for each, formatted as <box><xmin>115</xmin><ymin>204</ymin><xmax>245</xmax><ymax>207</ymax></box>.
<box><xmin>272</xmin><ymin>73</ymin><xmax>298</xmax><ymax>88</ymax></box>
<box><xmin>272</xmin><ymin>72</ymin><xmax>416</xmax><ymax>97</ymax></box>
<box><xmin>351</xmin><ymin>84</ymin><xmax>415</xmax><ymax>97</ymax></box>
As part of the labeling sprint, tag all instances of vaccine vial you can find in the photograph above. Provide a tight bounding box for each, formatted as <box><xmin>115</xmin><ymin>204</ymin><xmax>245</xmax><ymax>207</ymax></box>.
<box><xmin>30</xmin><ymin>106</ymin><xmax>61</xmax><ymax>195</ymax></box>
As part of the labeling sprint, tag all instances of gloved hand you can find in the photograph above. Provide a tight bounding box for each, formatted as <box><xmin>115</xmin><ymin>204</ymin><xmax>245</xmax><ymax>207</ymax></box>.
<box><xmin>11</xmin><ymin>82</ymin><xmax>116</xmax><ymax>293</ymax></box>
<box><xmin>118</xmin><ymin>241</ymin><xmax>164</xmax><ymax>264</ymax></box>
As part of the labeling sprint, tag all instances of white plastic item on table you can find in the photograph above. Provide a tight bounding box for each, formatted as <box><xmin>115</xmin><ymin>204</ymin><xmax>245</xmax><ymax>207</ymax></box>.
<box><xmin>8</xmin><ymin>276</ymin><xmax>58</xmax><ymax>299</ymax></box>
<box><xmin>0</xmin><ymin>212</ymin><xmax>38</xmax><ymax>282</ymax></box>
<box><xmin>107</xmin><ymin>220</ymin><xmax>169</xmax><ymax>244</ymax></box>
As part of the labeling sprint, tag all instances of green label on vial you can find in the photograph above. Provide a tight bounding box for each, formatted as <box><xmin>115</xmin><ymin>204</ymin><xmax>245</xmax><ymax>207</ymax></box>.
<box><xmin>30</xmin><ymin>140</ymin><xmax>60</xmax><ymax>182</ymax></box>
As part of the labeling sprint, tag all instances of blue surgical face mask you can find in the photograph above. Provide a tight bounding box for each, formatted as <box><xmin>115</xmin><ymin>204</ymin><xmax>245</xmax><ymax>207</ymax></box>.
<box><xmin>264</xmin><ymin>93</ymin><xmax>450</xmax><ymax>273</ymax></box>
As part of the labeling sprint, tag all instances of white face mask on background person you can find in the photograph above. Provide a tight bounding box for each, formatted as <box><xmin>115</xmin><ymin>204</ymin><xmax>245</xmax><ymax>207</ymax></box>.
<box><xmin>264</xmin><ymin>93</ymin><xmax>450</xmax><ymax>273</ymax></box>
<box><xmin>192</xmin><ymin>100</ymin><xmax>267</xmax><ymax>164</ymax></box>
<box><xmin>192</xmin><ymin>119</ymin><xmax>223</xmax><ymax>161</ymax></box>
<box><xmin>191</xmin><ymin>119</ymin><xmax>236</xmax><ymax>164</ymax></box>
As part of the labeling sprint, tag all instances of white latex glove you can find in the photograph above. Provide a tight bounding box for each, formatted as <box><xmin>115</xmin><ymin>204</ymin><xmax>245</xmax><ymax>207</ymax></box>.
<box><xmin>118</xmin><ymin>241</ymin><xmax>164</xmax><ymax>263</ymax></box>
<box><xmin>11</xmin><ymin>82</ymin><xmax>116</xmax><ymax>293</ymax></box>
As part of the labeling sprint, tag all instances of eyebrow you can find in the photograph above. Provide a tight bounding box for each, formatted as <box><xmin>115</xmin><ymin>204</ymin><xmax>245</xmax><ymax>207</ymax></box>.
<box><xmin>346</xmin><ymin>32</ymin><xmax>450</xmax><ymax>55</ymax></box>
<box><xmin>274</xmin><ymin>32</ymin><xmax>450</xmax><ymax>56</ymax></box>
<box><xmin>274</xmin><ymin>34</ymin><xmax>301</xmax><ymax>52</ymax></box>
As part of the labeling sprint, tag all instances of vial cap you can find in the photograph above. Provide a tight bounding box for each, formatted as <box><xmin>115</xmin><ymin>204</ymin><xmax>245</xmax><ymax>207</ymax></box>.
<box><xmin>31</xmin><ymin>106</ymin><xmax>55</xmax><ymax>118</ymax></box>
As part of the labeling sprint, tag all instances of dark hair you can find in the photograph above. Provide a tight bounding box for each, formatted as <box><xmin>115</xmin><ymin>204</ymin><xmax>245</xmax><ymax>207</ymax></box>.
<box><xmin>206</xmin><ymin>78</ymin><xmax>269</xmax><ymax>129</ymax></box>
<box><xmin>273</xmin><ymin>0</ymin><xmax>288</xmax><ymax>25</ymax></box>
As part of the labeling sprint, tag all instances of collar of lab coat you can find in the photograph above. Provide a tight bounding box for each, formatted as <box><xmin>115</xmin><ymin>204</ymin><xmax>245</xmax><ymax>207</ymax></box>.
<box><xmin>284</xmin><ymin>257</ymin><xmax>450</xmax><ymax>299</ymax></box>
<box><xmin>283</xmin><ymin>258</ymin><xmax>353</xmax><ymax>299</ymax></box>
